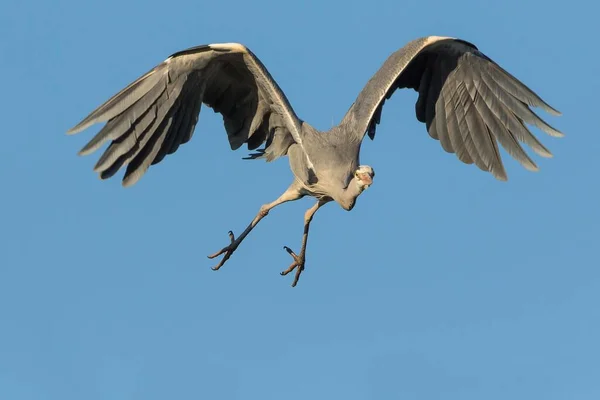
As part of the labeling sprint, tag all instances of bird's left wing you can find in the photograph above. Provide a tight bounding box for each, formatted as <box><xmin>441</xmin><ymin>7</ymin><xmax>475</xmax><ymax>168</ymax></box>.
<box><xmin>340</xmin><ymin>36</ymin><xmax>563</xmax><ymax>180</ymax></box>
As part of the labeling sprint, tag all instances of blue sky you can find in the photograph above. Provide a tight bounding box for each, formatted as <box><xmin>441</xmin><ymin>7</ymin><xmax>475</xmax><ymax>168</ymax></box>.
<box><xmin>1</xmin><ymin>0</ymin><xmax>598</xmax><ymax>398</ymax></box>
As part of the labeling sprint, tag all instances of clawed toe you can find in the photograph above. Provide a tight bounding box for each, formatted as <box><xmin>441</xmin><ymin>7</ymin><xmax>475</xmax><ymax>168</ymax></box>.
<box><xmin>208</xmin><ymin>231</ymin><xmax>237</xmax><ymax>271</ymax></box>
<box><xmin>280</xmin><ymin>246</ymin><xmax>305</xmax><ymax>287</ymax></box>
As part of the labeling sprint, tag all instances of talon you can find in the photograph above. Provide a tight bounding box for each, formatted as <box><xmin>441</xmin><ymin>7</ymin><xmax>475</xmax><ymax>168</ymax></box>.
<box><xmin>280</xmin><ymin>246</ymin><xmax>305</xmax><ymax>287</ymax></box>
<box><xmin>208</xmin><ymin>231</ymin><xmax>238</xmax><ymax>271</ymax></box>
<box><xmin>283</xmin><ymin>246</ymin><xmax>299</xmax><ymax>260</ymax></box>
<box><xmin>283</xmin><ymin>246</ymin><xmax>295</xmax><ymax>257</ymax></box>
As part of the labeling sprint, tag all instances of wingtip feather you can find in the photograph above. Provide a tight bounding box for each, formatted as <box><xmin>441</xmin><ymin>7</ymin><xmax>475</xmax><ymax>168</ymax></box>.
<box><xmin>523</xmin><ymin>162</ymin><xmax>540</xmax><ymax>172</ymax></box>
<box><xmin>67</xmin><ymin>122</ymin><xmax>91</xmax><ymax>135</ymax></box>
<box><xmin>494</xmin><ymin>170</ymin><xmax>509</xmax><ymax>181</ymax></box>
<box><xmin>121</xmin><ymin>176</ymin><xmax>137</xmax><ymax>188</ymax></box>
<box><xmin>536</xmin><ymin>150</ymin><xmax>553</xmax><ymax>158</ymax></box>
<box><xmin>547</xmin><ymin>129</ymin><xmax>565</xmax><ymax>138</ymax></box>
<box><xmin>546</xmin><ymin>107</ymin><xmax>562</xmax><ymax>117</ymax></box>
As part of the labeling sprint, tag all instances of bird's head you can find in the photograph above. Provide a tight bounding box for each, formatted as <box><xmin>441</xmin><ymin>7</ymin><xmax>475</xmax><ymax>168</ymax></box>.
<box><xmin>335</xmin><ymin>165</ymin><xmax>376</xmax><ymax>211</ymax></box>
<box><xmin>353</xmin><ymin>165</ymin><xmax>375</xmax><ymax>191</ymax></box>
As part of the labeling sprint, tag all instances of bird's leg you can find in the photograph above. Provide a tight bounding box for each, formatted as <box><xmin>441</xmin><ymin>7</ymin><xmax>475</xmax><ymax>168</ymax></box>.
<box><xmin>208</xmin><ymin>186</ymin><xmax>303</xmax><ymax>271</ymax></box>
<box><xmin>281</xmin><ymin>199</ymin><xmax>328</xmax><ymax>287</ymax></box>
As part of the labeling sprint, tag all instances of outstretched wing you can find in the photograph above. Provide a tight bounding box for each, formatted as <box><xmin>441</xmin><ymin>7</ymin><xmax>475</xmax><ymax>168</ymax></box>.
<box><xmin>340</xmin><ymin>36</ymin><xmax>563</xmax><ymax>180</ymax></box>
<box><xmin>68</xmin><ymin>43</ymin><xmax>311</xmax><ymax>186</ymax></box>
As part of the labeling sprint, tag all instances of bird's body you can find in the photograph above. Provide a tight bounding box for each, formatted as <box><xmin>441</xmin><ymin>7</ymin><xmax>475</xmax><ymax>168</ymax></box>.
<box><xmin>285</xmin><ymin>123</ymin><xmax>367</xmax><ymax>209</ymax></box>
<box><xmin>68</xmin><ymin>36</ymin><xmax>562</xmax><ymax>286</ymax></box>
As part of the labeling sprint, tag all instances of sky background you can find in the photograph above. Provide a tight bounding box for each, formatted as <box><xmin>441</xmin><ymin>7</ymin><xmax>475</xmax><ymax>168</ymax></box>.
<box><xmin>1</xmin><ymin>0</ymin><xmax>599</xmax><ymax>399</ymax></box>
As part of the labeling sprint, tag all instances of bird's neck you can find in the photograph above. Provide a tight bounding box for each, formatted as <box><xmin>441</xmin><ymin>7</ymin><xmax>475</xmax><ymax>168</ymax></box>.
<box><xmin>333</xmin><ymin>179</ymin><xmax>364</xmax><ymax>211</ymax></box>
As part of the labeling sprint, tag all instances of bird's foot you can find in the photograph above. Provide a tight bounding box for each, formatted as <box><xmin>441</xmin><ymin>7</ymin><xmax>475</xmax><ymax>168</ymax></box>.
<box><xmin>208</xmin><ymin>231</ymin><xmax>239</xmax><ymax>271</ymax></box>
<box><xmin>280</xmin><ymin>246</ymin><xmax>305</xmax><ymax>287</ymax></box>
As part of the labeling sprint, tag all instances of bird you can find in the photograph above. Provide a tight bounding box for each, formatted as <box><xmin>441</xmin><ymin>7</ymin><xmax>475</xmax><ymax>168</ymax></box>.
<box><xmin>67</xmin><ymin>36</ymin><xmax>563</xmax><ymax>287</ymax></box>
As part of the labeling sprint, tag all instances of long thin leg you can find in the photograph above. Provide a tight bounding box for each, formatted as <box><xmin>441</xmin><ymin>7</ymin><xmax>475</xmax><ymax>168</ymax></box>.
<box><xmin>281</xmin><ymin>199</ymin><xmax>329</xmax><ymax>287</ymax></box>
<box><xmin>208</xmin><ymin>185</ymin><xmax>303</xmax><ymax>271</ymax></box>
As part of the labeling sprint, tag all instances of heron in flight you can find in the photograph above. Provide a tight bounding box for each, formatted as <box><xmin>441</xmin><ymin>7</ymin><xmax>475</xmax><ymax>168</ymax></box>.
<box><xmin>68</xmin><ymin>36</ymin><xmax>562</xmax><ymax>287</ymax></box>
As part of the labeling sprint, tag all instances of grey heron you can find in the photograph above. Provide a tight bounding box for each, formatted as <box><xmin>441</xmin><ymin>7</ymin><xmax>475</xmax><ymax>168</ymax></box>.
<box><xmin>68</xmin><ymin>36</ymin><xmax>563</xmax><ymax>287</ymax></box>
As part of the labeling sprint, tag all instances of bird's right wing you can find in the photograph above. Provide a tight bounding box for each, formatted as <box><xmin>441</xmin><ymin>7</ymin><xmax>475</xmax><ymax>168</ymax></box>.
<box><xmin>340</xmin><ymin>36</ymin><xmax>563</xmax><ymax>180</ymax></box>
<box><xmin>68</xmin><ymin>43</ymin><xmax>311</xmax><ymax>186</ymax></box>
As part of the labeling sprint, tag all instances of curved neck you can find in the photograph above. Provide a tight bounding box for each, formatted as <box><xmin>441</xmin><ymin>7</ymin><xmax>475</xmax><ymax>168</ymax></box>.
<box><xmin>332</xmin><ymin>178</ymin><xmax>364</xmax><ymax>211</ymax></box>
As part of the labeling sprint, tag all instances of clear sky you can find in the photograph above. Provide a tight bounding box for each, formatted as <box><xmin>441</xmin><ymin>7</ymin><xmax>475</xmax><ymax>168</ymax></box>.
<box><xmin>1</xmin><ymin>0</ymin><xmax>598</xmax><ymax>398</ymax></box>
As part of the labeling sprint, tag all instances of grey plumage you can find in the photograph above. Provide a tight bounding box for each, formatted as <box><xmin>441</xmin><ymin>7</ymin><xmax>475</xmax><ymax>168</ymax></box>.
<box><xmin>68</xmin><ymin>36</ymin><xmax>563</xmax><ymax>286</ymax></box>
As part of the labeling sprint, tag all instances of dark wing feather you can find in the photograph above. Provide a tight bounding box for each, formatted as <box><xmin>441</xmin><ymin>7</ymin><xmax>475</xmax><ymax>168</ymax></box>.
<box><xmin>68</xmin><ymin>43</ymin><xmax>306</xmax><ymax>186</ymax></box>
<box><xmin>341</xmin><ymin>36</ymin><xmax>562</xmax><ymax>180</ymax></box>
